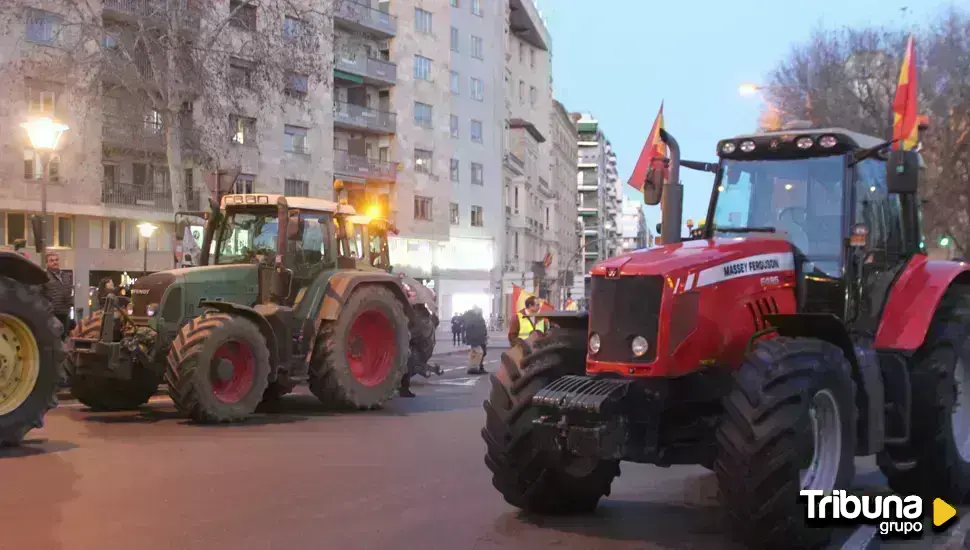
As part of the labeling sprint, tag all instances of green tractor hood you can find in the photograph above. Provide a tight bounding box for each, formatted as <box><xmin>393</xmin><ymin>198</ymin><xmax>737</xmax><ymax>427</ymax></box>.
<box><xmin>129</xmin><ymin>264</ymin><xmax>259</xmax><ymax>327</ymax></box>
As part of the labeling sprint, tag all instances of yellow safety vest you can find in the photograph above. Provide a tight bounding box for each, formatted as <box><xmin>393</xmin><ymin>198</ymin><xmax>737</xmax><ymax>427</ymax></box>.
<box><xmin>517</xmin><ymin>310</ymin><xmax>549</xmax><ymax>339</ymax></box>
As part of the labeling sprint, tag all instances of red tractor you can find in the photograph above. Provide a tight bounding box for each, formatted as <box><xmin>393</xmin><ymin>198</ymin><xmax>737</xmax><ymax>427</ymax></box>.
<box><xmin>482</xmin><ymin>126</ymin><xmax>970</xmax><ymax>548</ymax></box>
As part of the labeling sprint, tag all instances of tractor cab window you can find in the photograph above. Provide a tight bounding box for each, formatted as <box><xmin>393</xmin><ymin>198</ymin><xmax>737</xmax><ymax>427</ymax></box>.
<box><xmin>712</xmin><ymin>156</ymin><xmax>845</xmax><ymax>277</ymax></box>
<box><xmin>368</xmin><ymin>226</ymin><xmax>389</xmax><ymax>269</ymax></box>
<box><xmin>353</xmin><ymin>225</ymin><xmax>366</xmax><ymax>261</ymax></box>
<box><xmin>337</xmin><ymin>219</ymin><xmax>360</xmax><ymax>259</ymax></box>
<box><xmin>214</xmin><ymin>208</ymin><xmax>278</xmax><ymax>265</ymax></box>
<box><xmin>288</xmin><ymin>212</ymin><xmax>335</xmax><ymax>276</ymax></box>
<box><xmin>853</xmin><ymin>158</ymin><xmax>904</xmax><ymax>260</ymax></box>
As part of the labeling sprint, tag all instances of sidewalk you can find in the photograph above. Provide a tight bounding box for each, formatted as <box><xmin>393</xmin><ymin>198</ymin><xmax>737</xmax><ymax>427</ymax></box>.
<box><xmin>434</xmin><ymin>330</ymin><xmax>508</xmax><ymax>356</ymax></box>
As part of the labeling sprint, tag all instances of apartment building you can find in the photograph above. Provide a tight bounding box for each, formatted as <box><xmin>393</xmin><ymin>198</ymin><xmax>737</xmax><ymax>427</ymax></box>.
<box><xmin>1</xmin><ymin>2</ymin><xmax>331</xmax><ymax>315</ymax></box>
<box><xmin>500</xmin><ymin>0</ymin><xmax>555</xmax><ymax>317</ymax></box>
<box><xmin>573</xmin><ymin>113</ymin><xmax>622</xmax><ymax>300</ymax></box>
<box><xmin>548</xmin><ymin>100</ymin><xmax>579</xmax><ymax>306</ymax></box>
<box><xmin>620</xmin><ymin>198</ymin><xmax>649</xmax><ymax>252</ymax></box>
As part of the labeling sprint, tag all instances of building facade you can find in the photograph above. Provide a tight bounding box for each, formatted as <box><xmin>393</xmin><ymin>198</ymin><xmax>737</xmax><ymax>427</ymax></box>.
<box><xmin>548</xmin><ymin>100</ymin><xmax>579</xmax><ymax>306</ymax></box>
<box><xmin>620</xmin><ymin>198</ymin><xmax>649</xmax><ymax>252</ymax></box>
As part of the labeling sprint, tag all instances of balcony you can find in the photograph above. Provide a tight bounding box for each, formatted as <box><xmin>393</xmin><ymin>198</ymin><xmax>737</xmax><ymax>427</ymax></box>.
<box><xmin>103</xmin><ymin>0</ymin><xmax>201</xmax><ymax>31</ymax></box>
<box><xmin>102</xmin><ymin>181</ymin><xmax>169</xmax><ymax>210</ymax></box>
<box><xmin>334</xmin><ymin>55</ymin><xmax>397</xmax><ymax>87</ymax></box>
<box><xmin>333</xmin><ymin>101</ymin><xmax>396</xmax><ymax>134</ymax></box>
<box><xmin>578</xmin><ymin>152</ymin><xmax>598</xmax><ymax>166</ymax></box>
<box><xmin>103</xmin><ymin>113</ymin><xmax>197</xmax><ymax>153</ymax></box>
<box><xmin>334</xmin><ymin>0</ymin><xmax>397</xmax><ymax>38</ymax></box>
<box><xmin>333</xmin><ymin>150</ymin><xmax>398</xmax><ymax>181</ymax></box>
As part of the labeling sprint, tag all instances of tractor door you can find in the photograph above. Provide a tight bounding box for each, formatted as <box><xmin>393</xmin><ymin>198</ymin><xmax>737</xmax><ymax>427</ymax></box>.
<box><xmin>284</xmin><ymin>210</ymin><xmax>336</xmax><ymax>307</ymax></box>
<box><xmin>844</xmin><ymin>158</ymin><xmax>909</xmax><ymax>333</ymax></box>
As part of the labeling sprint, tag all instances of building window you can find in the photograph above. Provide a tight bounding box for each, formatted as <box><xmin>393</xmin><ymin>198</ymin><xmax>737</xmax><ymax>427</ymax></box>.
<box><xmin>471</xmin><ymin>162</ymin><xmax>483</xmax><ymax>186</ymax></box>
<box><xmin>26</xmin><ymin>84</ymin><xmax>56</xmax><ymax>115</ymax></box>
<box><xmin>285</xmin><ymin>72</ymin><xmax>308</xmax><ymax>98</ymax></box>
<box><xmin>530</xmin><ymin>48</ymin><xmax>535</xmax><ymax>68</ymax></box>
<box><xmin>470</xmin><ymin>120</ymin><xmax>483</xmax><ymax>143</ymax></box>
<box><xmin>529</xmin><ymin>86</ymin><xmax>537</xmax><ymax>106</ymax></box>
<box><xmin>24</xmin><ymin>150</ymin><xmax>60</xmax><ymax>182</ymax></box>
<box><xmin>415</xmin><ymin>8</ymin><xmax>432</xmax><ymax>33</ymax></box>
<box><xmin>450</xmin><ymin>115</ymin><xmax>459</xmax><ymax>138</ymax></box>
<box><xmin>451</xmin><ymin>0</ymin><xmax>459</xmax><ymax>6</ymax></box>
<box><xmin>413</xmin><ymin>55</ymin><xmax>432</xmax><ymax>81</ymax></box>
<box><xmin>471</xmin><ymin>0</ymin><xmax>482</xmax><ymax>16</ymax></box>
<box><xmin>284</xmin><ymin>125</ymin><xmax>308</xmax><ymax>154</ymax></box>
<box><xmin>450</xmin><ymin>26</ymin><xmax>459</xmax><ymax>52</ymax></box>
<box><xmin>414</xmin><ymin>102</ymin><xmax>433</xmax><ymax>129</ymax></box>
<box><xmin>25</xmin><ymin>9</ymin><xmax>61</xmax><ymax>45</ymax></box>
<box><xmin>450</xmin><ymin>158</ymin><xmax>459</xmax><ymax>182</ymax></box>
<box><xmin>471</xmin><ymin>205</ymin><xmax>483</xmax><ymax>227</ymax></box>
<box><xmin>283</xmin><ymin>16</ymin><xmax>303</xmax><ymax>40</ymax></box>
<box><xmin>470</xmin><ymin>77</ymin><xmax>483</xmax><ymax>101</ymax></box>
<box><xmin>414</xmin><ymin>149</ymin><xmax>433</xmax><ymax>174</ymax></box>
<box><xmin>450</xmin><ymin>202</ymin><xmax>460</xmax><ymax>225</ymax></box>
<box><xmin>231</xmin><ymin>116</ymin><xmax>256</xmax><ymax>145</ymax></box>
<box><xmin>414</xmin><ymin>196</ymin><xmax>433</xmax><ymax>221</ymax></box>
<box><xmin>285</xmin><ymin>179</ymin><xmax>309</xmax><ymax>196</ymax></box>
<box><xmin>518</xmin><ymin>80</ymin><xmax>524</xmax><ymax>103</ymax></box>
<box><xmin>232</xmin><ymin>174</ymin><xmax>256</xmax><ymax>194</ymax></box>
<box><xmin>228</xmin><ymin>0</ymin><xmax>257</xmax><ymax>30</ymax></box>
<box><xmin>450</xmin><ymin>71</ymin><xmax>460</xmax><ymax>94</ymax></box>
<box><xmin>56</xmin><ymin>216</ymin><xmax>73</xmax><ymax>248</ymax></box>
<box><xmin>471</xmin><ymin>36</ymin><xmax>484</xmax><ymax>60</ymax></box>
<box><xmin>229</xmin><ymin>58</ymin><xmax>254</xmax><ymax>89</ymax></box>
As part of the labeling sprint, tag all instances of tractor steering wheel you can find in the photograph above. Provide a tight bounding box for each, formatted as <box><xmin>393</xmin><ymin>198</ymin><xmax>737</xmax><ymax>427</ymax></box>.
<box><xmin>777</xmin><ymin>207</ymin><xmax>811</xmax><ymax>253</ymax></box>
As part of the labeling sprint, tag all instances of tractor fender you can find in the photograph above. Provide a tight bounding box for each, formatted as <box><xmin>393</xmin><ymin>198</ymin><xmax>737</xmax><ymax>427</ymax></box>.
<box><xmin>0</xmin><ymin>250</ymin><xmax>48</xmax><ymax>286</ymax></box>
<box><xmin>764</xmin><ymin>312</ymin><xmax>884</xmax><ymax>455</ymax></box>
<box><xmin>199</xmin><ymin>300</ymin><xmax>280</xmax><ymax>378</ymax></box>
<box><xmin>536</xmin><ymin>310</ymin><xmax>589</xmax><ymax>332</ymax></box>
<box><xmin>874</xmin><ymin>255</ymin><xmax>970</xmax><ymax>351</ymax></box>
<box><xmin>313</xmin><ymin>271</ymin><xmax>411</xmax><ymax>324</ymax></box>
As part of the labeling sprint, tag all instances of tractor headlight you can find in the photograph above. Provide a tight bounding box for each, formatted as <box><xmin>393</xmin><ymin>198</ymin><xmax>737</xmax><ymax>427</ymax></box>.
<box><xmin>721</xmin><ymin>142</ymin><xmax>736</xmax><ymax>154</ymax></box>
<box><xmin>146</xmin><ymin>303</ymin><xmax>158</xmax><ymax>317</ymax></box>
<box><xmin>796</xmin><ymin>137</ymin><xmax>814</xmax><ymax>149</ymax></box>
<box><xmin>589</xmin><ymin>333</ymin><xmax>601</xmax><ymax>355</ymax></box>
<box><xmin>740</xmin><ymin>140</ymin><xmax>756</xmax><ymax>153</ymax></box>
<box><xmin>819</xmin><ymin>135</ymin><xmax>837</xmax><ymax>148</ymax></box>
<box><xmin>631</xmin><ymin>336</ymin><xmax>649</xmax><ymax>357</ymax></box>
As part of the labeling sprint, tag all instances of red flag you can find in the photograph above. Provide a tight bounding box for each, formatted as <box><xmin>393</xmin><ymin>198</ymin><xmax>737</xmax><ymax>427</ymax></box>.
<box><xmin>892</xmin><ymin>35</ymin><xmax>919</xmax><ymax>150</ymax></box>
<box><xmin>627</xmin><ymin>102</ymin><xmax>667</xmax><ymax>192</ymax></box>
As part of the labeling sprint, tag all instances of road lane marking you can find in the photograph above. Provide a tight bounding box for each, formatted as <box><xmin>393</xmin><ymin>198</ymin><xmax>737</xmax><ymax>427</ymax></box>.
<box><xmin>433</xmin><ymin>377</ymin><xmax>482</xmax><ymax>387</ymax></box>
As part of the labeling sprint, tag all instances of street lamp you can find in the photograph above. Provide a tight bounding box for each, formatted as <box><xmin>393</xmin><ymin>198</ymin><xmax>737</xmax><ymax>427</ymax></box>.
<box><xmin>20</xmin><ymin>117</ymin><xmax>69</xmax><ymax>252</ymax></box>
<box><xmin>739</xmin><ymin>83</ymin><xmax>762</xmax><ymax>96</ymax></box>
<box><xmin>137</xmin><ymin>222</ymin><xmax>158</xmax><ymax>274</ymax></box>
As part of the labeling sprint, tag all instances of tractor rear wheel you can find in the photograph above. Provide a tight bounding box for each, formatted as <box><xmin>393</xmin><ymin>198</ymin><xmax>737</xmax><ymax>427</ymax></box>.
<box><xmin>716</xmin><ymin>337</ymin><xmax>857</xmax><ymax>549</ymax></box>
<box><xmin>166</xmin><ymin>311</ymin><xmax>271</xmax><ymax>423</ymax></box>
<box><xmin>309</xmin><ymin>285</ymin><xmax>410</xmax><ymax>410</ymax></box>
<box><xmin>482</xmin><ymin>327</ymin><xmax>620</xmax><ymax>514</ymax></box>
<box><xmin>0</xmin><ymin>278</ymin><xmax>62</xmax><ymax>446</ymax></box>
<box><xmin>878</xmin><ymin>286</ymin><xmax>970</xmax><ymax>502</ymax></box>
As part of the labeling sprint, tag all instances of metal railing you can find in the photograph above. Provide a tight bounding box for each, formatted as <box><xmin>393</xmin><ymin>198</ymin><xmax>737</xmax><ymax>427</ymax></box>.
<box><xmin>103</xmin><ymin>0</ymin><xmax>201</xmax><ymax>27</ymax></box>
<box><xmin>578</xmin><ymin>152</ymin><xmax>598</xmax><ymax>165</ymax></box>
<box><xmin>101</xmin><ymin>181</ymin><xmax>202</xmax><ymax>211</ymax></box>
<box><xmin>334</xmin><ymin>101</ymin><xmax>396</xmax><ymax>133</ymax></box>
<box><xmin>334</xmin><ymin>55</ymin><xmax>397</xmax><ymax>83</ymax></box>
<box><xmin>334</xmin><ymin>0</ymin><xmax>397</xmax><ymax>35</ymax></box>
<box><xmin>333</xmin><ymin>149</ymin><xmax>398</xmax><ymax>180</ymax></box>
<box><xmin>103</xmin><ymin>113</ymin><xmax>164</xmax><ymax>149</ymax></box>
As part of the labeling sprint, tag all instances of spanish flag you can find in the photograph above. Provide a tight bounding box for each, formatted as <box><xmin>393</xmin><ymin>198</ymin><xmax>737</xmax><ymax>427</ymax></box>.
<box><xmin>510</xmin><ymin>284</ymin><xmax>553</xmax><ymax>320</ymax></box>
<box><xmin>627</xmin><ymin>102</ymin><xmax>667</xmax><ymax>193</ymax></box>
<box><xmin>892</xmin><ymin>35</ymin><xmax>919</xmax><ymax>150</ymax></box>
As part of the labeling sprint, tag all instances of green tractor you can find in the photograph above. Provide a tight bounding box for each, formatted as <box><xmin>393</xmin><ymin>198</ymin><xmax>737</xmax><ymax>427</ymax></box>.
<box><xmin>69</xmin><ymin>193</ymin><xmax>413</xmax><ymax>422</ymax></box>
<box><xmin>0</xmin><ymin>238</ymin><xmax>63</xmax><ymax>445</ymax></box>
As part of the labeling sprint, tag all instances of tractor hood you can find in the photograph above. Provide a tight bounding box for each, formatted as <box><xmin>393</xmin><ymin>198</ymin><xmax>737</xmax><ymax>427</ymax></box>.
<box><xmin>595</xmin><ymin>237</ymin><xmax>796</xmax><ymax>282</ymax></box>
<box><xmin>130</xmin><ymin>264</ymin><xmax>259</xmax><ymax>322</ymax></box>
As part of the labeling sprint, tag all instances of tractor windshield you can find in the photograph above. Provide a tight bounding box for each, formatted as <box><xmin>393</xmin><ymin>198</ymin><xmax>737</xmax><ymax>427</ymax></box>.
<box><xmin>367</xmin><ymin>225</ymin><xmax>390</xmax><ymax>269</ymax></box>
<box><xmin>711</xmin><ymin>155</ymin><xmax>845</xmax><ymax>276</ymax></box>
<box><xmin>214</xmin><ymin>208</ymin><xmax>279</xmax><ymax>265</ymax></box>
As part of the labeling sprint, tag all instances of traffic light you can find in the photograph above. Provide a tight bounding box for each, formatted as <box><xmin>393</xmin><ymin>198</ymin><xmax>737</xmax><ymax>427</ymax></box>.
<box><xmin>940</xmin><ymin>235</ymin><xmax>952</xmax><ymax>247</ymax></box>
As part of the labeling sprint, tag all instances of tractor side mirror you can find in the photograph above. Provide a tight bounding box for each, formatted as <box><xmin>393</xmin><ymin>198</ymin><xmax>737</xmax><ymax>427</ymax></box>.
<box><xmin>656</xmin><ymin>222</ymin><xmax>662</xmax><ymax>235</ymax></box>
<box><xmin>643</xmin><ymin>163</ymin><xmax>665</xmax><ymax>206</ymax></box>
<box><xmin>174</xmin><ymin>219</ymin><xmax>190</xmax><ymax>242</ymax></box>
<box><xmin>286</xmin><ymin>209</ymin><xmax>302</xmax><ymax>241</ymax></box>
<box><xmin>886</xmin><ymin>149</ymin><xmax>920</xmax><ymax>194</ymax></box>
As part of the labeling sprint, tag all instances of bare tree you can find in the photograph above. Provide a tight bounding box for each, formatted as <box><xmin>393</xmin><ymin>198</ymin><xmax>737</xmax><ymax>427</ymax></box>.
<box><xmin>1</xmin><ymin>0</ymin><xmax>336</xmax><ymax>211</ymax></box>
<box><xmin>761</xmin><ymin>9</ymin><xmax>970</xmax><ymax>256</ymax></box>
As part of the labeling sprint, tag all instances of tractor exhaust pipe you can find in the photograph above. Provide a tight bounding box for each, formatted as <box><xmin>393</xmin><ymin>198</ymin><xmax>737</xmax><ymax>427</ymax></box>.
<box><xmin>659</xmin><ymin>129</ymin><xmax>683</xmax><ymax>245</ymax></box>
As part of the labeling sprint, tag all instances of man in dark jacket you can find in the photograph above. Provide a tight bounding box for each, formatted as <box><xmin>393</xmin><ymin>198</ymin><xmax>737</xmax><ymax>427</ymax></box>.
<box><xmin>43</xmin><ymin>252</ymin><xmax>73</xmax><ymax>337</ymax></box>
<box><xmin>451</xmin><ymin>314</ymin><xmax>462</xmax><ymax>345</ymax></box>
<box><xmin>464</xmin><ymin>307</ymin><xmax>488</xmax><ymax>374</ymax></box>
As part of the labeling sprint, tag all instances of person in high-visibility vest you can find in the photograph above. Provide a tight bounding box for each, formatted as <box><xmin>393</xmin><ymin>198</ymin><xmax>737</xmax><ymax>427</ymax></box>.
<box><xmin>508</xmin><ymin>296</ymin><xmax>549</xmax><ymax>345</ymax></box>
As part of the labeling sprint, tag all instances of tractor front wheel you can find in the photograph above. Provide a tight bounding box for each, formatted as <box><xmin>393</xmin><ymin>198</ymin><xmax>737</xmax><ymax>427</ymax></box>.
<box><xmin>482</xmin><ymin>327</ymin><xmax>619</xmax><ymax>514</ymax></box>
<box><xmin>309</xmin><ymin>285</ymin><xmax>410</xmax><ymax>410</ymax></box>
<box><xmin>878</xmin><ymin>286</ymin><xmax>970</xmax><ymax>502</ymax></box>
<box><xmin>166</xmin><ymin>312</ymin><xmax>271</xmax><ymax>423</ymax></box>
<box><xmin>0</xmin><ymin>278</ymin><xmax>62</xmax><ymax>446</ymax></box>
<box><xmin>716</xmin><ymin>337</ymin><xmax>857</xmax><ymax>549</ymax></box>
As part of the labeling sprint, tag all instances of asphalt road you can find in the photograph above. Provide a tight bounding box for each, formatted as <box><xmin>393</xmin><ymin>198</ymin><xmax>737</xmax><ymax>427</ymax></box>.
<box><xmin>1</xmin><ymin>341</ymin><xmax>967</xmax><ymax>550</ymax></box>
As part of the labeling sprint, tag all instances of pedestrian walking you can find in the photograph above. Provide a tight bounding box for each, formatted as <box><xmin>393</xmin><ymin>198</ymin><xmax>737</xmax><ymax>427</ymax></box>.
<box><xmin>457</xmin><ymin>311</ymin><xmax>466</xmax><ymax>345</ymax></box>
<box><xmin>465</xmin><ymin>307</ymin><xmax>488</xmax><ymax>374</ymax></box>
<box><xmin>43</xmin><ymin>252</ymin><xmax>73</xmax><ymax>338</ymax></box>
<box><xmin>451</xmin><ymin>313</ymin><xmax>462</xmax><ymax>346</ymax></box>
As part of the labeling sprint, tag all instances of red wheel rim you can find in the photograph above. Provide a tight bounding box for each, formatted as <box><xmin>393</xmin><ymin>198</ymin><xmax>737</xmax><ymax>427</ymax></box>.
<box><xmin>346</xmin><ymin>309</ymin><xmax>395</xmax><ymax>387</ymax></box>
<box><xmin>210</xmin><ymin>340</ymin><xmax>256</xmax><ymax>403</ymax></box>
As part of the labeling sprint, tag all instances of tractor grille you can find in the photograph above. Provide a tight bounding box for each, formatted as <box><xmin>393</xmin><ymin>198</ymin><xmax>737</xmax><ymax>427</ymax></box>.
<box><xmin>746</xmin><ymin>296</ymin><xmax>779</xmax><ymax>330</ymax></box>
<box><xmin>587</xmin><ymin>275</ymin><xmax>663</xmax><ymax>363</ymax></box>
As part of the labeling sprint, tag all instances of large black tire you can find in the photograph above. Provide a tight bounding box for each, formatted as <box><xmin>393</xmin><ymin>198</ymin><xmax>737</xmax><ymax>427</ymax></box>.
<box><xmin>877</xmin><ymin>285</ymin><xmax>970</xmax><ymax>502</ymax></box>
<box><xmin>309</xmin><ymin>285</ymin><xmax>410</xmax><ymax>410</ymax></box>
<box><xmin>482</xmin><ymin>327</ymin><xmax>620</xmax><ymax>514</ymax></box>
<box><xmin>0</xmin><ymin>278</ymin><xmax>62</xmax><ymax>446</ymax></box>
<box><xmin>166</xmin><ymin>311</ymin><xmax>271</xmax><ymax>423</ymax></box>
<box><xmin>66</xmin><ymin>310</ymin><xmax>162</xmax><ymax>411</ymax></box>
<box><xmin>716</xmin><ymin>337</ymin><xmax>857</xmax><ymax>549</ymax></box>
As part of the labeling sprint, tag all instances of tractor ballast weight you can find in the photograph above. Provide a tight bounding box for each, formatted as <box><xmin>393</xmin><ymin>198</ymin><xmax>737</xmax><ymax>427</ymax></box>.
<box><xmin>482</xmin><ymin>127</ymin><xmax>970</xmax><ymax>549</ymax></box>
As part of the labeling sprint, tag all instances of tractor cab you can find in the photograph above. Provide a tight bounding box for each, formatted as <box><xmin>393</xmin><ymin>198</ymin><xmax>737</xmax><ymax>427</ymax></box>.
<box><xmin>338</xmin><ymin>214</ymin><xmax>395</xmax><ymax>272</ymax></box>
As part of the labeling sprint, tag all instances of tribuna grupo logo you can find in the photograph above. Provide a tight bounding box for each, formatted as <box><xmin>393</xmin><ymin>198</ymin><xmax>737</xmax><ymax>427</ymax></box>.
<box><xmin>801</xmin><ymin>490</ymin><xmax>923</xmax><ymax>537</ymax></box>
